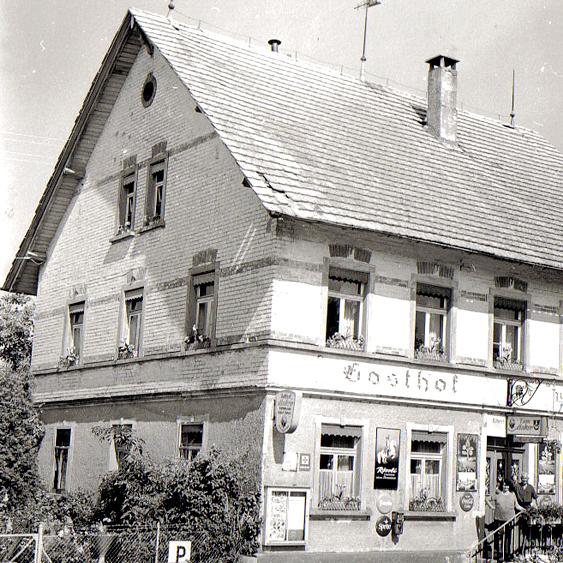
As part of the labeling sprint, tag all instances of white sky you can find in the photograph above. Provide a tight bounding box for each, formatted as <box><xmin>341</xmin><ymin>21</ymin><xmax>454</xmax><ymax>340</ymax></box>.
<box><xmin>2</xmin><ymin>0</ymin><xmax>563</xmax><ymax>289</ymax></box>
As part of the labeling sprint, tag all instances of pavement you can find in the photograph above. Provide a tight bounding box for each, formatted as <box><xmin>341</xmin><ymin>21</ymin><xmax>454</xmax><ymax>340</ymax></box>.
<box><xmin>252</xmin><ymin>550</ymin><xmax>469</xmax><ymax>562</ymax></box>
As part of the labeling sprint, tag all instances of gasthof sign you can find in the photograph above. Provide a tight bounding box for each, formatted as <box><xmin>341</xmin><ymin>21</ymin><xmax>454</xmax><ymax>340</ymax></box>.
<box><xmin>274</xmin><ymin>391</ymin><xmax>302</xmax><ymax>433</ymax></box>
<box><xmin>506</xmin><ymin>415</ymin><xmax>546</xmax><ymax>437</ymax></box>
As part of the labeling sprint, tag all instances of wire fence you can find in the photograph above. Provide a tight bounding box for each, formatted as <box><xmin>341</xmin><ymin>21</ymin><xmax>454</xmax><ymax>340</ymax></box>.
<box><xmin>0</xmin><ymin>523</ymin><xmax>242</xmax><ymax>563</ymax></box>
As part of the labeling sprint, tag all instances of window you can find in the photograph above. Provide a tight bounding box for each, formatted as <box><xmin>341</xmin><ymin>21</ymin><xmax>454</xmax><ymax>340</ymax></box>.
<box><xmin>68</xmin><ymin>302</ymin><xmax>84</xmax><ymax>363</ymax></box>
<box><xmin>118</xmin><ymin>172</ymin><xmax>136</xmax><ymax>233</ymax></box>
<box><xmin>53</xmin><ymin>428</ymin><xmax>71</xmax><ymax>492</ymax></box>
<box><xmin>325</xmin><ymin>267</ymin><xmax>367</xmax><ymax>350</ymax></box>
<box><xmin>145</xmin><ymin>160</ymin><xmax>167</xmax><ymax>225</ymax></box>
<box><xmin>493</xmin><ymin>297</ymin><xmax>525</xmax><ymax>369</ymax></box>
<box><xmin>414</xmin><ymin>284</ymin><xmax>450</xmax><ymax>360</ymax></box>
<box><xmin>179</xmin><ymin>423</ymin><xmax>203</xmax><ymax>461</ymax></box>
<box><xmin>111</xmin><ymin>423</ymin><xmax>133</xmax><ymax>470</ymax></box>
<box><xmin>409</xmin><ymin>431</ymin><xmax>447</xmax><ymax>511</ymax></box>
<box><xmin>318</xmin><ymin>424</ymin><xmax>361</xmax><ymax>511</ymax></box>
<box><xmin>186</xmin><ymin>271</ymin><xmax>216</xmax><ymax>347</ymax></box>
<box><xmin>120</xmin><ymin>289</ymin><xmax>143</xmax><ymax>358</ymax></box>
<box><xmin>265</xmin><ymin>488</ymin><xmax>308</xmax><ymax>545</ymax></box>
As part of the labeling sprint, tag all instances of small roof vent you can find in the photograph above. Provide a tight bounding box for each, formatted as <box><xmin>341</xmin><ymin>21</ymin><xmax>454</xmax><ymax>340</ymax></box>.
<box><xmin>268</xmin><ymin>39</ymin><xmax>281</xmax><ymax>53</ymax></box>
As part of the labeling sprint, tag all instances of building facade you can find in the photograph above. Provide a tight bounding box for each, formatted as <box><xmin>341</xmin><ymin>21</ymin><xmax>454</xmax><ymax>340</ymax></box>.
<box><xmin>5</xmin><ymin>9</ymin><xmax>563</xmax><ymax>559</ymax></box>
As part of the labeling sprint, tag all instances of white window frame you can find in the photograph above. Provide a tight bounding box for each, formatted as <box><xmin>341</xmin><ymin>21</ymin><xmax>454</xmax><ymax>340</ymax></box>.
<box><xmin>318</xmin><ymin>437</ymin><xmax>359</xmax><ymax>507</ymax></box>
<box><xmin>118</xmin><ymin>171</ymin><xmax>136</xmax><ymax>232</ymax></box>
<box><xmin>263</xmin><ymin>487</ymin><xmax>310</xmax><ymax>546</ymax></box>
<box><xmin>177</xmin><ymin>420</ymin><xmax>205</xmax><ymax>461</ymax></box>
<box><xmin>52</xmin><ymin>425</ymin><xmax>73</xmax><ymax>493</ymax></box>
<box><xmin>405</xmin><ymin>423</ymin><xmax>454</xmax><ymax>512</ymax></box>
<box><xmin>195</xmin><ymin>284</ymin><xmax>214</xmax><ymax>336</ymax></box>
<box><xmin>493</xmin><ymin>300</ymin><xmax>525</xmax><ymax>364</ymax></box>
<box><xmin>122</xmin><ymin>288</ymin><xmax>144</xmax><ymax>357</ymax></box>
<box><xmin>415</xmin><ymin>285</ymin><xmax>450</xmax><ymax>354</ymax></box>
<box><xmin>68</xmin><ymin>302</ymin><xmax>85</xmax><ymax>363</ymax></box>
<box><xmin>108</xmin><ymin>419</ymin><xmax>136</xmax><ymax>471</ymax></box>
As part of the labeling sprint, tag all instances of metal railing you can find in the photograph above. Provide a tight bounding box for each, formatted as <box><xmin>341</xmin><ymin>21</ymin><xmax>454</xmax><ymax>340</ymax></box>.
<box><xmin>468</xmin><ymin>511</ymin><xmax>563</xmax><ymax>562</ymax></box>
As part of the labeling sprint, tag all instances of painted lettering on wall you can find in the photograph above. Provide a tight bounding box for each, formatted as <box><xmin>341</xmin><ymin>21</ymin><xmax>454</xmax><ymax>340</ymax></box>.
<box><xmin>344</xmin><ymin>362</ymin><xmax>458</xmax><ymax>395</ymax></box>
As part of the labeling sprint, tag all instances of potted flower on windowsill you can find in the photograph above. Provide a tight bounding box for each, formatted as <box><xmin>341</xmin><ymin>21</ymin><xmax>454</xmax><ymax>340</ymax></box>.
<box><xmin>116</xmin><ymin>221</ymin><xmax>132</xmax><ymax>236</ymax></box>
<box><xmin>184</xmin><ymin>325</ymin><xmax>211</xmax><ymax>351</ymax></box>
<box><xmin>414</xmin><ymin>337</ymin><xmax>447</xmax><ymax>362</ymax></box>
<box><xmin>494</xmin><ymin>344</ymin><xmax>523</xmax><ymax>371</ymax></box>
<box><xmin>118</xmin><ymin>341</ymin><xmax>135</xmax><ymax>360</ymax></box>
<box><xmin>408</xmin><ymin>488</ymin><xmax>446</xmax><ymax>512</ymax></box>
<box><xmin>326</xmin><ymin>331</ymin><xmax>365</xmax><ymax>351</ymax></box>
<box><xmin>143</xmin><ymin>214</ymin><xmax>163</xmax><ymax>228</ymax></box>
<box><xmin>318</xmin><ymin>485</ymin><xmax>361</xmax><ymax>511</ymax></box>
<box><xmin>58</xmin><ymin>347</ymin><xmax>79</xmax><ymax>369</ymax></box>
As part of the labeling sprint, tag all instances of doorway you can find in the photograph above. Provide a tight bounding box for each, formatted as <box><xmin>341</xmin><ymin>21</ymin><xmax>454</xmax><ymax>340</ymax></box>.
<box><xmin>485</xmin><ymin>437</ymin><xmax>524</xmax><ymax>523</ymax></box>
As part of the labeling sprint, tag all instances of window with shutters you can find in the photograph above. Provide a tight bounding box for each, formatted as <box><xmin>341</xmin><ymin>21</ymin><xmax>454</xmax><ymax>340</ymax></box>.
<box><xmin>52</xmin><ymin>428</ymin><xmax>72</xmax><ymax>493</ymax></box>
<box><xmin>325</xmin><ymin>267</ymin><xmax>367</xmax><ymax>351</ymax></box>
<box><xmin>318</xmin><ymin>424</ymin><xmax>362</xmax><ymax>511</ymax></box>
<box><xmin>119</xmin><ymin>288</ymin><xmax>143</xmax><ymax>358</ymax></box>
<box><xmin>144</xmin><ymin>157</ymin><xmax>168</xmax><ymax>227</ymax></box>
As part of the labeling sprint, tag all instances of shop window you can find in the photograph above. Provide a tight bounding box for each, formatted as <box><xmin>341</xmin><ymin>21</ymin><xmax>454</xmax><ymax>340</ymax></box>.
<box><xmin>264</xmin><ymin>488</ymin><xmax>308</xmax><ymax>545</ymax></box>
<box><xmin>318</xmin><ymin>424</ymin><xmax>362</xmax><ymax>511</ymax></box>
<box><xmin>110</xmin><ymin>423</ymin><xmax>133</xmax><ymax>470</ymax></box>
<box><xmin>493</xmin><ymin>297</ymin><xmax>525</xmax><ymax>370</ymax></box>
<box><xmin>179</xmin><ymin>423</ymin><xmax>203</xmax><ymax>461</ymax></box>
<box><xmin>144</xmin><ymin>159</ymin><xmax>167</xmax><ymax>226</ymax></box>
<box><xmin>119</xmin><ymin>289</ymin><xmax>143</xmax><ymax>358</ymax></box>
<box><xmin>53</xmin><ymin>428</ymin><xmax>71</xmax><ymax>493</ymax></box>
<box><xmin>117</xmin><ymin>171</ymin><xmax>136</xmax><ymax>233</ymax></box>
<box><xmin>325</xmin><ymin>267</ymin><xmax>367</xmax><ymax>351</ymax></box>
<box><xmin>414</xmin><ymin>284</ymin><xmax>450</xmax><ymax>361</ymax></box>
<box><xmin>409</xmin><ymin>431</ymin><xmax>447</xmax><ymax>511</ymax></box>
<box><xmin>186</xmin><ymin>271</ymin><xmax>216</xmax><ymax>348</ymax></box>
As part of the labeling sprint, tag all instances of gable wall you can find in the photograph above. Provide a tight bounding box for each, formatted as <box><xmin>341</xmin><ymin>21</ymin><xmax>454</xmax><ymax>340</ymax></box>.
<box><xmin>32</xmin><ymin>45</ymin><xmax>275</xmax><ymax>372</ymax></box>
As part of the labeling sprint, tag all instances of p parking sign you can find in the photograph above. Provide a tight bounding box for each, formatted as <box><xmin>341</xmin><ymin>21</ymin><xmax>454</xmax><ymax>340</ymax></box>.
<box><xmin>168</xmin><ymin>541</ymin><xmax>191</xmax><ymax>563</ymax></box>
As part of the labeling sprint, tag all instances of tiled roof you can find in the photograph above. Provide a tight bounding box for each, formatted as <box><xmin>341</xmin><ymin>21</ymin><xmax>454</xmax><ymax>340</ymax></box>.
<box><xmin>133</xmin><ymin>9</ymin><xmax>563</xmax><ymax>270</ymax></box>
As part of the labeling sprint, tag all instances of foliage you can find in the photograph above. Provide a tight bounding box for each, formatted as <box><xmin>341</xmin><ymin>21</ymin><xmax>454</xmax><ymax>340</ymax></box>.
<box><xmin>0</xmin><ymin>361</ymin><xmax>44</xmax><ymax>520</ymax></box>
<box><xmin>0</xmin><ymin>293</ymin><xmax>34</xmax><ymax>370</ymax></box>
<box><xmin>92</xmin><ymin>427</ymin><xmax>261</xmax><ymax>560</ymax></box>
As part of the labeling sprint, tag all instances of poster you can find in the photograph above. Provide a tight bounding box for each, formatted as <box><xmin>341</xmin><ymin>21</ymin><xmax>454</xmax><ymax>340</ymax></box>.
<box><xmin>538</xmin><ymin>443</ymin><xmax>556</xmax><ymax>495</ymax></box>
<box><xmin>374</xmin><ymin>428</ymin><xmax>400</xmax><ymax>490</ymax></box>
<box><xmin>456</xmin><ymin>433</ymin><xmax>478</xmax><ymax>492</ymax></box>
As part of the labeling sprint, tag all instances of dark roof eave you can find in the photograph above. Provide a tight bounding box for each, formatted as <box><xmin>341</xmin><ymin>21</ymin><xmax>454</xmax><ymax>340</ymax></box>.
<box><xmin>2</xmin><ymin>10</ymin><xmax>143</xmax><ymax>295</ymax></box>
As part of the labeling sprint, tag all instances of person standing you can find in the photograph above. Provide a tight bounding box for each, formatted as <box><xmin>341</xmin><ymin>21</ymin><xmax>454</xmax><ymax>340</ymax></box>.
<box><xmin>486</xmin><ymin>480</ymin><xmax>525</xmax><ymax>561</ymax></box>
<box><xmin>514</xmin><ymin>473</ymin><xmax>537</xmax><ymax>510</ymax></box>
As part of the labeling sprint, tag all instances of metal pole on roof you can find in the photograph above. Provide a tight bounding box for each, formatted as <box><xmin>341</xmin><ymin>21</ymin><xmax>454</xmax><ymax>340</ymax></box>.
<box><xmin>355</xmin><ymin>0</ymin><xmax>382</xmax><ymax>82</ymax></box>
<box><xmin>167</xmin><ymin>1</ymin><xmax>175</xmax><ymax>18</ymax></box>
<box><xmin>510</xmin><ymin>69</ymin><xmax>516</xmax><ymax>127</ymax></box>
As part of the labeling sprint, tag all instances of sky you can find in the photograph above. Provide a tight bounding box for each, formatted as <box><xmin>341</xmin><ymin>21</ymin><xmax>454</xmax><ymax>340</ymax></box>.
<box><xmin>1</xmin><ymin>0</ymin><xmax>563</xmax><ymax>289</ymax></box>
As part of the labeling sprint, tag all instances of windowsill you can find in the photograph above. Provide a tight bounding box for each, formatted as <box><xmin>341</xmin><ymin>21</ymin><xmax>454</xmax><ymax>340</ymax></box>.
<box><xmin>413</xmin><ymin>355</ymin><xmax>450</xmax><ymax>366</ymax></box>
<box><xmin>110</xmin><ymin>230</ymin><xmax>135</xmax><ymax>243</ymax></box>
<box><xmin>493</xmin><ymin>364</ymin><xmax>525</xmax><ymax>374</ymax></box>
<box><xmin>404</xmin><ymin>511</ymin><xmax>456</xmax><ymax>521</ymax></box>
<box><xmin>310</xmin><ymin>509</ymin><xmax>371</xmax><ymax>521</ymax></box>
<box><xmin>139</xmin><ymin>219</ymin><xmax>165</xmax><ymax>233</ymax></box>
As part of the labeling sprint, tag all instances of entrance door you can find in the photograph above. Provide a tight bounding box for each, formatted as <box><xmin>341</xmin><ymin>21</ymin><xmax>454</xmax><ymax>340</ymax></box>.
<box><xmin>485</xmin><ymin>439</ymin><xmax>524</xmax><ymax>523</ymax></box>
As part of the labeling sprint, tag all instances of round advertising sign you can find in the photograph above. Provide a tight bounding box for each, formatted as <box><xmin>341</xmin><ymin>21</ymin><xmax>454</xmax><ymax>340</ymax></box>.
<box><xmin>460</xmin><ymin>493</ymin><xmax>474</xmax><ymax>512</ymax></box>
<box><xmin>375</xmin><ymin>515</ymin><xmax>392</xmax><ymax>537</ymax></box>
<box><xmin>539</xmin><ymin>496</ymin><xmax>553</xmax><ymax>509</ymax></box>
<box><xmin>376</xmin><ymin>494</ymin><xmax>393</xmax><ymax>514</ymax></box>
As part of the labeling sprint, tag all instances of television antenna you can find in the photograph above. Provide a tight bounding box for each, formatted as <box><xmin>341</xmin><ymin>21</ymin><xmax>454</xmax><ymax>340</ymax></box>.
<box><xmin>355</xmin><ymin>0</ymin><xmax>382</xmax><ymax>82</ymax></box>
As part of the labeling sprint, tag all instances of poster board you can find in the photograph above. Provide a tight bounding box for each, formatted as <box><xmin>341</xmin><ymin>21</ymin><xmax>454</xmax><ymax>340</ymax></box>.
<box><xmin>264</xmin><ymin>488</ymin><xmax>309</xmax><ymax>545</ymax></box>
<box><xmin>374</xmin><ymin>428</ymin><xmax>400</xmax><ymax>490</ymax></box>
<box><xmin>456</xmin><ymin>433</ymin><xmax>478</xmax><ymax>492</ymax></box>
<box><xmin>538</xmin><ymin>443</ymin><xmax>556</xmax><ymax>495</ymax></box>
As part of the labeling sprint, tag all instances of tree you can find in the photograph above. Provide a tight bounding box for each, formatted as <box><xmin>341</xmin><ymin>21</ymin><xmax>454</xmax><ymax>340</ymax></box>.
<box><xmin>0</xmin><ymin>293</ymin><xmax>34</xmax><ymax>369</ymax></box>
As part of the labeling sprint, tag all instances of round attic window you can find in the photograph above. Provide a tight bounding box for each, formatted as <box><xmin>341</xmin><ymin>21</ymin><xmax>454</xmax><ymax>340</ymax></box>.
<box><xmin>141</xmin><ymin>74</ymin><xmax>157</xmax><ymax>107</ymax></box>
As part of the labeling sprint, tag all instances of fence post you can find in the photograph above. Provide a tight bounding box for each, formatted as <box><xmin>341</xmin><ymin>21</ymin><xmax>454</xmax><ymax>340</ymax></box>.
<box><xmin>34</xmin><ymin>523</ymin><xmax>44</xmax><ymax>563</ymax></box>
<box><xmin>154</xmin><ymin>521</ymin><xmax>161</xmax><ymax>563</ymax></box>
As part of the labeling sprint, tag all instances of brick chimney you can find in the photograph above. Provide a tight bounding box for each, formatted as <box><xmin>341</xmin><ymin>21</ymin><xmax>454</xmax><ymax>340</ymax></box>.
<box><xmin>426</xmin><ymin>55</ymin><xmax>459</xmax><ymax>143</ymax></box>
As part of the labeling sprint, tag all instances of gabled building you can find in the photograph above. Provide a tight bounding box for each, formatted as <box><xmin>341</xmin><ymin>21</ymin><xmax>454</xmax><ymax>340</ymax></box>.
<box><xmin>5</xmin><ymin>8</ymin><xmax>563</xmax><ymax>560</ymax></box>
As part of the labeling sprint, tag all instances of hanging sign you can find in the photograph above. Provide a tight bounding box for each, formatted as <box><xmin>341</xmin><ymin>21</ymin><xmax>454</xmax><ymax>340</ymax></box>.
<box><xmin>506</xmin><ymin>415</ymin><xmax>546</xmax><ymax>437</ymax></box>
<box><xmin>374</xmin><ymin>428</ymin><xmax>400</xmax><ymax>490</ymax></box>
<box><xmin>459</xmin><ymin>493</ymin><xmax>474</xmax><ymax>512</ymax></box>
<box><xmin>537</xmin><ymin>442</ymin><xmax>556</xmax><ymax>495</ymax></box>
<box><xmin>456</xmin><ymin>434</ymin><xmax>478</xmax><ymax>492</ymax></box>
<box><xmin>375</xmin><ymin>515</ymin><xmax>392</xmax><ymax>537</ymax></box>
<box><xmin>274</xmin><ymin>391</ymin><xmax>302</xmax><ymax>433</ymax></box>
